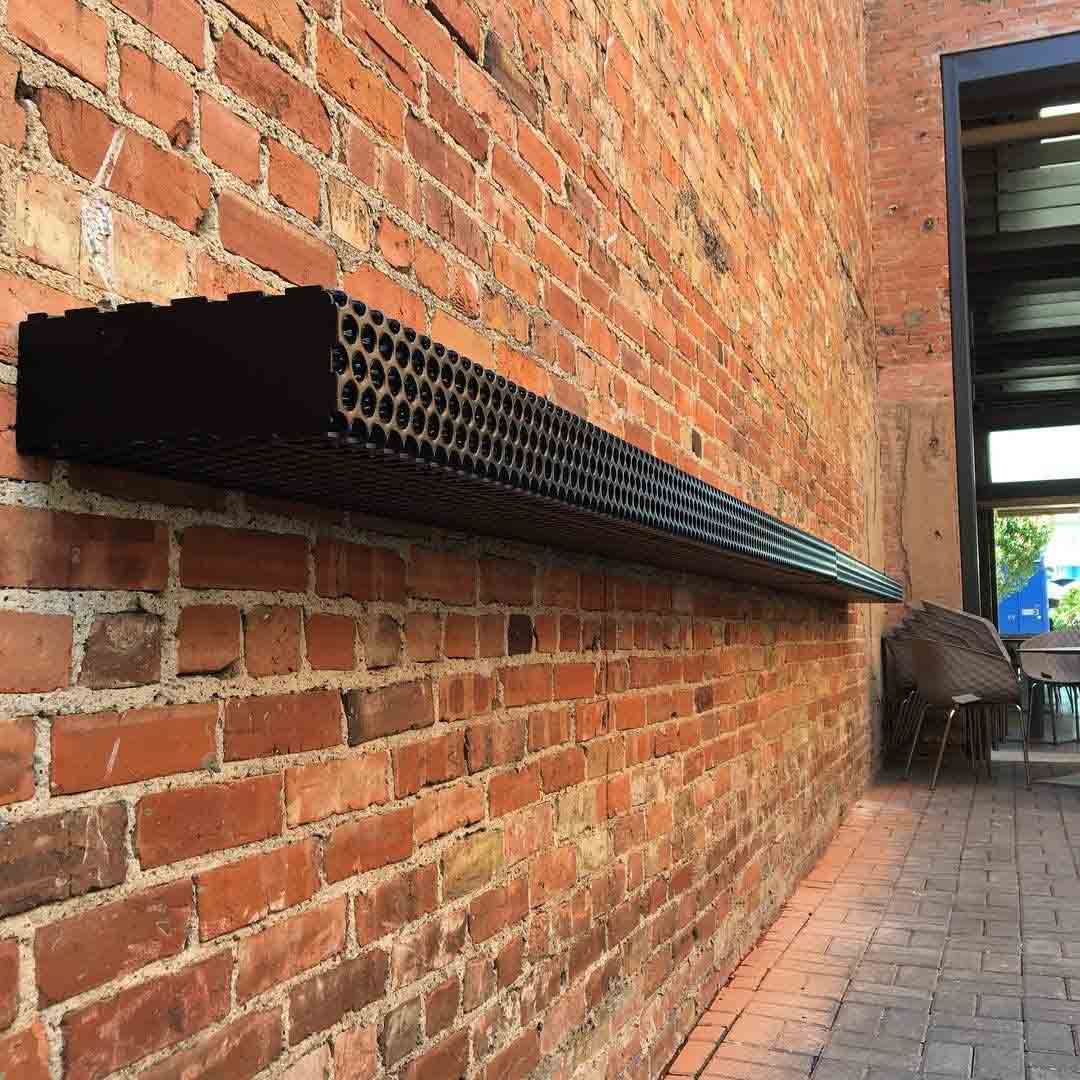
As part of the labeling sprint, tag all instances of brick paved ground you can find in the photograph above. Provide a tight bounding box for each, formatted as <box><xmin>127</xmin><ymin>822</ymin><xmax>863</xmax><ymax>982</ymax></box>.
<box><xmin>667</xmin><ymin>761</ymin><xmax>1080</xmax><ymax>1079</ymax></box>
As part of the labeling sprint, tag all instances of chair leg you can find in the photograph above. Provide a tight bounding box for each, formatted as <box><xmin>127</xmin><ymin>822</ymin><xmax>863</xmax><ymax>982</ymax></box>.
<box><xmin>1022</xmin><ymin>689</ymin><xmax>1034</xmax><ymax>791</ymax></box>
<box><xmin>931</xmin><ymin>706</ymin><xmax>958</xmax><ymax>790</ymax></box>
<box><xmin>905</xmin><ymin>698</ymin><xmax>927</xmax><ymax>780</ymax></box>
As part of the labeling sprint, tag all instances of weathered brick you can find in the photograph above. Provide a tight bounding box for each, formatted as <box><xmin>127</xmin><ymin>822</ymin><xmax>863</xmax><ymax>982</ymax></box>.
<box><xmin>52</xmin><ymin>703</ymin><xmax>215</xmax><ymax>794</ymax></box>
<box><xmin>197</xmin><ymin>839</ymin><xmax>320</xmax><ymax>939</ymax></box>
<box><xmin>244</xmin><ymin>606</ymin><xmax>301</xmax><ymax>677</ymax></box>
<box><xmin>490</xmin><ymin>764</ymin><xmax>541</xmax><ymax>817</ymax></box>
<box><xmin>406</xmin><ymin>611</ymin><xmax>442</xmax><ymax>661</ymax></box>
<box><xmin>403</xmin><ymin>1026</ymin><xmax>469</xmax><ymax>1080</ymax></box>
<box><xmin>120</xmin><ymin>45</ymin><xmax>193</xmax><ymax>145</ymax></box>
<box><xmin>217</xmin><ymin>31</ymin><xmax>331</xmax><ymax>150</ymax></box>
<box><xmin>500</xmin><ymin>663</ymin><xmax>552</xmax><ymax>707</ymax></box>
<box><xmin>409</xmin><ymin>547</ymin><xmax>476</xmax><ymax>603</ymax></box>
<box><xmin>346</xmin><ymin>679</ymin><xmax>434</xmax><ymax>744</ymax></box>
<box><xmin>382</xmin><ymin>995</ymin><xmax>421</xmax><ymax>1066</ymax></box>
<box><xmin>317</xmin><ymin>25</ymin><xmax>404</xmax><ymax>144</ymax></box>
<box><xmin>466</xmin><ymin>716</ymin><xmax>525</xmax><ymax>771</ymax></box>
<box><xmin>201</xmin><ymin>94</ymin><xmax>261</xmax><ymax>183</ymax></box>
<box><xmin>395</xmin><ymin>731</ymin><xmax>465</xmax><ymax>797</ymax></box>
<box><xmin>443</xmin><ymin>830</ymin><xmax>503</xmax><ymax>899</ymax></box>
<box><xmin>63</xmin><ymin>954</ymin><xmax>230</xmax><ymax>1080</ymax></box>
<box><xmin>356</xmin><ymin>863</ymin><xmax>438</xmax><ymax>945</ymax></box>
<box><xmin>469</xmin><ymin>877</ymin><xmax>528</xmax><ymax>942</ymax></box>
<box><xmin>139</xmin><ymin>1009</ymin><xmax>282</xmax><ymax>1080</ymax></box>
<box><xmin>0</xmin><ymin>610</ymin><xmax>71</xmax><ymax>692</ymax></box>
<box><xmin>0</xmin><ymin>803</ymin><xmax>126</xmax><ymax>917</ymax></box>
<box><xmin>529</xmin><ymin>845</ymin><xmax>576</xmax><ymax>907</ymax></box>
<box><xmin>486</xmin><ymin>1028</ymin><xmax>539</xmax><ymax>1080</ymax></box>
<box><xmin>0</xmin><ymin>717</ymin><xmax>33</xmax><ymax>807</ymax></box>
<box><xmin>0</xmin><ymin>1023</ymin><xmax>48</xmax><ymax>1080</ymax></box>
<box><xmin>224</xmin><ymin>690</ymin><xmax>341</xmax><ymax>760</ymax></box>
<box><xmin>364</xmin><ymin>612</ymin><xmax>402</xmax><ymax>668</ymax></box>
<box><xmin>290</xmin><ymin>950</ymin><xmax>388</xmax><ymax>1044</ymax></box>
<box><xmin>223</xmin><ymin>0</ymin><xmax>306</xmax><ymax>59</ymax></box>
<box><xmin>0</xmin><ymin>939</ymin><xmax>16</xmax><ymax>1031</ymax></box>
<box><xmin>316</xmin><ymin>539</ymin><xmax>405</xmax><ymax>600</ymax></box>
<box><xmin>335</xmin><ymin>1024</ymin><xmax>380</xmax><ymax>1080</ymax></box>
<box><xmin>325</xmin><ymin>806</ymin><xmax>414</xmax><ymax>881</ymax></box>
<box><xmin>269</xmin><ymin>139</ymin><xmax>320</xmax><ymax>220</ymax></box>
<box><xmin>181</xmin><ymin>526</ymin><xmax>307</xmax><ymax>590</ymax></box>
<box><xmin>114</xmin><ymin>0</ymin><xmax>206</xmax><ymax>65</ymax></box>
<box><xmin>36</xmin><ymin>880</ymin><xmax>191</xmax><ymax>1005</ymax></box>
<box><xmin>237</xmin><ymin>897</ymin><xmax>347</xmax><ymax>1001</ymax></box>
<box><xmin>390</xmin><ymin>910</ymin><xmax>465</xmax><ymax>990</ymax></box>
<box><xmin>306</xmin><ymin>613</ymin><xmax>357</xmax><ymax>670</ymax></box>
<box><xmin>0</xmin><ymin>506</ymin><xmax>167</xmax><ymax>590</ymax></box>
<box><xmin>178</xmin><ymin>604</ymin><xmax>242</xmax><ymax>674</ymax></box>
<box><xmin>78</xmin><ymin>612</ymin><xmax>161</xmax><ymax>689</ymax></box>
<box><xmin>108</xmin><ymin>131</ymin><xmax>210</xmax><ymax>231</ymax></box>
<box><xmin>415</xmin><ymin>782</ymin><xmax>485</xmax><ymax>844</ymax></box>
<box><xmin>136</xmin><ymin>774</ymin><xmax>281</xmax><ymax>868</ymax></box>
<box><xmin>286</xmin><ymin>752</ymin><xmax>389</xmax><ymax>824</ymax></box>
<box><xmin>8</xmin><ymin>0</ymin><xmax>107</xmax><ymax>88</ymax></box>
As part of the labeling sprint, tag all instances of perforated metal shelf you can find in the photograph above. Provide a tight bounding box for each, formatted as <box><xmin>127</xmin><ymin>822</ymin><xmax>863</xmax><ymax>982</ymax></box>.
<box><xmin>15</xmin><ymin>286</ymin><xmax>902</xmax><ymax>603</ymax></box>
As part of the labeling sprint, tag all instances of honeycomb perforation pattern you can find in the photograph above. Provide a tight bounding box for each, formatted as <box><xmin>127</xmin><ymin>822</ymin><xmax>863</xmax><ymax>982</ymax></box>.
<box><xmin>328</xmin><ymin>290</ymin><xmax>851</xmax><ymax>583</ymax></box>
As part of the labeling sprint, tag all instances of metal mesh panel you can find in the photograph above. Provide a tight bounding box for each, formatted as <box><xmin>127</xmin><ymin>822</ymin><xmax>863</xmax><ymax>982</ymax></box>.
<box><xmin>15</xmin><ymin>286</ymin><xmax>902</xmax><ymax>603</ymax></box>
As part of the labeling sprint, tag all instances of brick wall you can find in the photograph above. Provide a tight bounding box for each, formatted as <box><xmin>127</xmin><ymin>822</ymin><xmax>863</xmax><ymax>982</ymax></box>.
<box><xmin>0</xmin><ymin>0</ymin><xmax>881</xmax><ymax>1077</ymax></box>
<box><xmin>868</xmin><ymin>0</ymin><xmax>1080</xmax><ymax>605</ymax></box>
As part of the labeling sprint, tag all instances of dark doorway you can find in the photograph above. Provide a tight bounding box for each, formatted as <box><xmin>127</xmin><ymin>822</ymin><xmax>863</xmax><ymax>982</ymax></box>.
<box><xmin>943</xmin><ymin>33</ymin><xmax>1080</xmax><ymax>619</ymax></box>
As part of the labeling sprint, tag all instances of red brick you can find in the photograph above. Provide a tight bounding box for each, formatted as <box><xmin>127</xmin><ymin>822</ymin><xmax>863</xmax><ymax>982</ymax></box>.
<box><xmin>486</xmin><ymin>1028</ymin><xmax>539</xmax><ymax>1080</ymax></box>
<box><xmin>0</xmin><ymin>506</ymin><xmax>167</xmax><ymax>590</ymax></box>
<box><xmin>289</xmin><ymin>950</ymin><xmax>388</xmax><ymax>1044</ymax></box>
<box><xmin>0</xmin><ymin>717</ymin><xmax>32</xmax><ymax>807</ymax></box>
<box><xmin>463</xmin><ymin>957</ymin><xmax>496</xmax><ymax>1011</ymax></box>
<box><xmin>355</xmin><ymin>863</ymin><xmax>438</xmax><ymax>945</ymax></box>
<box><xmin>114</xmin><ymin>0</ymin><xmax>206</xmax><ymax>66</ymax></box>
<box><xmin>219</xmin><ymin>191</ymin><xmax>336</xmax><ymax>284</ymax></box>
<box><xmin>181</xmin><ymin>526</ymin><xmax>307</xmax><ymax>590</ymax></box>
<box><xmin>0</xmin><ymin>386</ymin><xmax>46</xmax><ymax>482</ymax></box>
<box><xmin>178</xmin><ymin>604</ymin><xmax>242</xmax><ymax>674</ymax></box>
<box><xmin>395</xmin><ymin>731</ymin><xmax>465</xmax><ymax>797</ymax></box>
<box><xmin>52</xmin><ymin>703</ymin><xmax>215</xmax><ymax>794</ymax></box>
<box><xmin>140</xmin><ymin>1009</ymin><xmax>282</xmax><ymax>1080</ymax></box>
<box><xmin>317</xmin><ymin>26</ymin><xmax>403</xmax><ymax>144</ymax></box>
<box><xmin>35</xmin><ymin>880</ymin><xmax>191</xmax><ymax>1005</ymax></box>
<box><xmin>120</xmin><ymin>45</ymin><xmax>193</xmax><ymax>145</ymax></box>
<box><xmin>0</xmin><ymin>803</ymin><xmax>126</xmax><ymax>918</ymax></box>
<box><xmin>492</xmin><ymin>144</ymin><xmax>542</xmax><ymax>218</ymax></box>
<box><xmin>409</xmin><ymin>547</ymin><xmax>476</xmax><ymax>603</ymax></box>
<box><xmin>469</xmin><ymin>877</ymin><xmax>528</xmax><ymax>942</ymax></box>
<box><xmin>441</xmin><ymin>673</ymin><xmax>495</xmax><ymax>720</ymax></box>
<box><xmin>496</xmin><ymin>935</ymin><xmax>523</xmax><ymax>988</ymax></box>
<box><xmin>217</xmin><ymin>31</ymin><xmax>331</xmax><ymax>151</ymax></box>
<box><xmin>500</xmin><ymin>663</ymin><xmax>552</xmax><ymax>707</ymax></box>
<box><xmin>0</xmin><ymin>1023</ymin><xmax>48</xmax><ymax>1080</ymax></box>
<box><xmin>306</xmin><ymin>613</ymin><xmax>356</xmax><ymax>670</ymax></box>
<box><xmin>528</xmin><ymin>706</ymin><xmax>571</xmax><ymax>750</ymax></box>
<box><xmin>479</xmin><ymin>557</ymin><xmax>534</xmax><ymax>605</ymax></box>
<box><xmin>0</xmin><ymin>54</ymin><xmax>23</xmax><ymax>152</ymax></box>
<box><xmin>63</xmin><ymin>954</ymin><xmax>230</xmax><ymax>1080</ymax></box>
<box><xmin>0</xmin><ymin>939</ymin><xmax>15</xmax><ymax>1030</ymax></box>
<box><xmin>0</xmin><ymin>274</ymin><xmax>79</xmax><ymax>364</ymax></box>
<box><xmin>415</xmin><ymin>782</ymin><xmax>485</xmax><ymax>844</ymax></box>
<box><xmin>406</xmin><ymin>611</ymin><xmax>442</xmax><ymax>661</ymax></box>
<box><xmin>223</xmin><ymin>0</ymin><xmax>306</xmax><ymax>59</ymax></box>
<box><xmin>36</xmin><ymin>88</ymin><xmax>114</xmax><ymax>180</ymax></box>
<box><xmin>243</xmin><ymin>606</ymin><xmax>301</xmax><ymax>677</ymax></box>
<box><xmin>465</xmin><ymin>717</ymin><xmax>525</xmax><ymax>771</ymax></box>
<box><xmin>427</xmin><ymin>0</ymin><xmax>480</xmax><ymax>58</ymax></box>
<box><xmin>426</xmin><ymin>975</ymin><xmax>459</xmax><ymax>1036</ymax></box>
<box><xmin>8</xmin><ymin>0</ymin><xmax>106</xmax><ymax>88</ymax></box>
<box><xmin>428</xmin><ymin>79</ymin><xmax>487</xmax><ymax>161</ymax></box>
<box><xmin>335</xmin><ymin>1024</ymin><xmax>380</xmax><ymax>1080</ymax></box>
<box><xmin>346</xmin><ymin>679</ymin><xmax>435</xmax><ymax>744</ymax></box>
<box><xmin>286</xmin><ymin>751</ymin><xmax>389</xmax><ymax>824</ymax></box>
<box><xmin>0</xmin><ymin>610</ymin><xmax>71</xmax><ymax>692</ymax></box>
<box><xmin>269</xmin><ymin>139</ymin><xmax>320</xmax><ymax>220</ymax></box>
<box><xmin>325</xmin><ymin>806</ymin><xmax>414</xmax><ymax>881</ymax></box>
<box><xmin>224</xmin><ymin>690</ymin><xmax>341</xmax><ymax>760</ymax></box>
<box><xmin>316</xmin><ymin>539</ymin><xmax>406</xmax><ymax>600</ymax></box>
<box><xmin>482</xmin><ymin>34</ymin><xmax>537</xmax><ymax>124</ymax></box>
<box><xmin>493</xmin><ymin>245</ymin><xmax>539</xmax><ymax>304</ymax></box>
<box><xmin>379</xmin><ymin>216</ymin><xmax>413</xmax><ymax>268</ymax></box>
<box><xmin>237</xmin><ymin>897</ymin><xmax>346</xmax><ymax>1001</ymax></box>
<box><xmin>529</xmin><ymin>845</ymin><xmax>576</xmax><ymax>907</ymax></box>
<box><xmin>364</xmin><ymin>612</ymin><xmax>402</xmax><ymax>669</ymax></box>
<box><xmin>201</xmin><ymin>94</ymin><xmax>261</xmax><ymax>183</ymax></box>
<box><xmin>490</xmin><ymin>764</ymin><xmax>541</xmax><ymax>817</ymax></box>
<box><xmin>554</xmin><ymin>661</ymin><xmax>597</xmax><ymax>699</ymax></box>
<box><xmin>403</xmin><ymin>1028</ymin><xmax>469</xmax><ymax>1080</ymax></box>
<box><xmin>78</xmin><ymin>612</ymin><xmax>161</xmax><ymax>689</ymax></box>
<box><xmin>136</xmin><ymin>774</ymin><xmax>282</xmax><ymax>868</ymax></box>
<box><xmin>444</xmin><ymin>613</ymin><xmax>477</xmax><ymax>658</ymax></box>
<box><xmin>343</xmin><ymin>0</ymin><xmax>421</xmax><ymax>101</ymax></box>
<box><xmin>197</xmin><ymin>840</ymin><xmax>319</xmax><ymax>939</ymax></box>
<box><xmin>385</xmin><ymin>0</ymin><xmax>454</xmax><ymax>86</ymax></box>
<box><xmin>107</xmin><ymin>131</ymin><xmax>209</xmax><ymax>231</ymax></box>
<box><xmin>540</xmin><ymin>746</ymin><xmax>586</xmax><ymax>792</ymax></box>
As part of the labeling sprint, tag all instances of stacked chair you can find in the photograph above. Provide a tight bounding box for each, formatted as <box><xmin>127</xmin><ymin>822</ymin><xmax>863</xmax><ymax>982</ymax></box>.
<box><xmin>1017</xmin><ymin>630</ymin><xmax>1080</xmax><ymax>745</ymax></box>
<box><xmin>882</xmin><ymin>602</ymin><xmax>1028</xmax><ymax>789</ymax></box>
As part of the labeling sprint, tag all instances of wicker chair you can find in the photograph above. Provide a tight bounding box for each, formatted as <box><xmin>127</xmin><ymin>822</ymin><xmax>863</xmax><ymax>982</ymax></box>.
<box><xmin>1019</xmin><ymin>631</ymin><xmax>1080</xmax><ymax>746</ymax></box>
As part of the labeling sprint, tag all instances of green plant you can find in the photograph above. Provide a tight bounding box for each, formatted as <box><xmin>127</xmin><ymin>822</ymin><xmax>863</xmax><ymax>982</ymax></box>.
<box><xmin>995</xmin><ymin>514</ymin><xmax>1054</xmax><ymax>602</ymax></box>
<box><xmin>1057</xmin><ymin>585</ymin><xmax>1080</xmax><ymax>628</ymax></box>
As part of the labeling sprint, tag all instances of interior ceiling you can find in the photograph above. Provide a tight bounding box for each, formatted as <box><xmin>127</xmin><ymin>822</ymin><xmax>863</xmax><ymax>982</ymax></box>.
<box><xmin>962</xmin><ymin>66</ymin><xmax>1080</xmax><ymax>428</ymax></box>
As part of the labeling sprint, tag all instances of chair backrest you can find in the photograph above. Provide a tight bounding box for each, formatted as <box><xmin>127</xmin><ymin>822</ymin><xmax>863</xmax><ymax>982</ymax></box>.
<box><xmin>919</xmin><ymin>601</ymin><xmax>1013</xmax><ymax>663</ymax></box>
<box><xmin>909</xmin><ymin>637</ymin><xmax>1020</xmax><ymax>708</ymax></box>
<box><xmin>1019</xmin><ymin>630</ymin><xmax>1080</xmax><ymax>684</ymax></box>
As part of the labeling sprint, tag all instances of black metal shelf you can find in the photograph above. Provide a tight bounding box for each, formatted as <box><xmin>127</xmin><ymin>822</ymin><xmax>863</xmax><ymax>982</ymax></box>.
<box><xmin>15</xmin><ymin>287</ymin><xmax>902</xmax><ymax>603</ymax></box>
